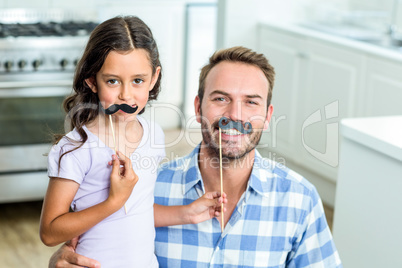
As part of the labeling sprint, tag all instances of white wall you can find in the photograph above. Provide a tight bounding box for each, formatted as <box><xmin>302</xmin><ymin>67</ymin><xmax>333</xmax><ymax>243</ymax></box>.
<box><xmin>183</xmin><ymin>3</ymin><xmax>217</xmax><ymax>120</ymax></box>
<box><xmin>217</xmin><ymin>0</ymin><xmax>313</xmax><ymax>49</ymax></box>
<box><xmin>217</xmin><ymin>0</ymin><xmax>402</xmax><ymax>49</ymax></box>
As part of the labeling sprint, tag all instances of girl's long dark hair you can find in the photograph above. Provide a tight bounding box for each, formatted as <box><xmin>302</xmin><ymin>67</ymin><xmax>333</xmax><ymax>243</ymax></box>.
<box><xmin>55</xmin><ymin>16</ymin><xmax>162</xmax><ymax>166</ymax></box>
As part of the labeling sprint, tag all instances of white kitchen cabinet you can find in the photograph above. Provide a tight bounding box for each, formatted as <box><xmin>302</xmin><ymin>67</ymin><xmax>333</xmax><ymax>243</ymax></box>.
<box><xmin>258</xmin><ymin>27</ymin><xmax>306</xmax><ymax>158</ymax></box>
<box><xmin>295</xmin><ymin>38</ymin><xmax>365</xmax><ymax>180</ymax></box>
<box><xmin>362</xmin><ymin>57</ymin><xmax>402</xmax><ymax>117</ymax></box>
<box><xmin>258</xmin><ymin>25</ymin><xmax>365</xmax><ymax>182</ymax></box>
<box><xmin>333</xmin><ymin>116</ymin><xmax>402</xmax><ymax>267</ymax></box>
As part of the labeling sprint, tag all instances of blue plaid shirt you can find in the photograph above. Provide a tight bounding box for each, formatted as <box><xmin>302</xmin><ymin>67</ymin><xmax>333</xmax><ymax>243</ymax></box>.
<box><xmin>154</xmin><ymin>145</ymin><xmax>342</xmax><ymax>267</ymax></box>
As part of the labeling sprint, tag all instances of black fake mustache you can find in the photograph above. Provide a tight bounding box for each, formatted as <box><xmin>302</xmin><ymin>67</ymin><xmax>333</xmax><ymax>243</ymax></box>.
<box><xmin>103</xmin><ymin>104</ymin><xmax>138</xmax><ymax>115</ymax></box>
<box><xmin>218</xmin><ymin>117</ymin><xmax>252</xmax><ymax>134</ymax></box>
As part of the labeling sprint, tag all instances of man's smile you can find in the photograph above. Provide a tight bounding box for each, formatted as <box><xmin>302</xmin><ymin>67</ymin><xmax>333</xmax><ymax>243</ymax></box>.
<box><xmin>221</xmin><ymin>128</ymin><xmax>243</xmax><ymax>136</ymax></box>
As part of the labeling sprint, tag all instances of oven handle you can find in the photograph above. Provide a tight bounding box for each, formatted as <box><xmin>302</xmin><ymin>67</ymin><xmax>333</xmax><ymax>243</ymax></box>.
<box><xmin>0</xmin><ymin>80</ymin><xmax>73</xmax><ymax>98</ymax></box>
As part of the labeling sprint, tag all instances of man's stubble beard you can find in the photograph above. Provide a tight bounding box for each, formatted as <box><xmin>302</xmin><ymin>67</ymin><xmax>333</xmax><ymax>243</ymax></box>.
<box><xmin>199</xmin><ymin>109</ymin><xmax>264</xmax><ymax>161</ymax></box>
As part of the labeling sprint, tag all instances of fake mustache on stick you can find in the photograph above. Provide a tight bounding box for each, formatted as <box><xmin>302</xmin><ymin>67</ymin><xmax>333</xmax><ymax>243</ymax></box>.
<box><xmin>218</xmin><ymin>117</ymin><xmax>252</xmax><ymax>134</ymax></box>
<box><xmin>103</xmin><ymin>104</ymin><xmax>138</xmax><ymax>115</ymax></box>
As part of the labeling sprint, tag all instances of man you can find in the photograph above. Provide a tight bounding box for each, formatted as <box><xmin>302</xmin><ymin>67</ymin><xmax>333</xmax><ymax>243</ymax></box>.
<box><xmin>49</xmin><ymin>46</ymin><xmax>342</xmax><ymax>267</ymax></box>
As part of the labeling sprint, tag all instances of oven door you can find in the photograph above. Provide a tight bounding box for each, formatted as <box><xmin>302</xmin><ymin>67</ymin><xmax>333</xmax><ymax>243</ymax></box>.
<box><xmin>0</xmin><ymin>76</ymin><xmax>72</xmax><ymax>173</ymax></box>
<box><xmin>0</xmin><ymin>75</ymin><xmax>73</xmax><ymax>202</ymax></box>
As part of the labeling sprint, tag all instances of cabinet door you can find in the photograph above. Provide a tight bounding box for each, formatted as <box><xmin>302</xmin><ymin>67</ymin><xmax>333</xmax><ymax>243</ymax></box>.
<box><xmin>295</xmin><ymin>40</ymin><xmax>364</xmax><ymax>181</ymax></box>
<box><xmin>258</xmin><ymin>26</ymin><xmax>306</xmax><ymax>160</ymax></box>
<box><xmin>363</xmin><ymin>57</ymin><xmax>402</xmax><ymax>116</ymax></box>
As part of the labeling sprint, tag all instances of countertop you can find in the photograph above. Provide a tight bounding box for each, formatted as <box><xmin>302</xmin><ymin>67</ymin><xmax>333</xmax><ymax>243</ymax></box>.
<box><xmin>259</xmin><ymin>20</ymin><xmax>402</xmax><ymax>63</ymax></box>
<box><xmin>340</xmin><ymin>116</ymin><xmax>402</xmax><ymax>162</ymax></box>
<box><xmin>334</xmin><ymin>115</ymin><xmax>402</xmax><ymax>268</ymax></box>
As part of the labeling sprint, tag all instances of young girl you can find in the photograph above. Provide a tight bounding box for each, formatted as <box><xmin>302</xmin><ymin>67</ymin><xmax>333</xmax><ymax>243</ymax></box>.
<box><xmin>40</xmin><ymin>16</ymin><xmax>225</xmax><ymax>267</ymax></box>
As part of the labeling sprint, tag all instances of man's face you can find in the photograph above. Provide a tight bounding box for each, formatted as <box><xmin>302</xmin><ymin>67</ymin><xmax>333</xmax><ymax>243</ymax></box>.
<box><xmin>195</xmin><ymin>61</ymin><xmax>273</xmax><ymax>160</ymax></box>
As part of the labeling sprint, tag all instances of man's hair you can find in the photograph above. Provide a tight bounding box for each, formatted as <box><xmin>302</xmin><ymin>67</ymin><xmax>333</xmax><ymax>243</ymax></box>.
<box><xmin>198</xmin><ymin>46</ymin><xmax>275</xmax><ymax>107</ymax></box>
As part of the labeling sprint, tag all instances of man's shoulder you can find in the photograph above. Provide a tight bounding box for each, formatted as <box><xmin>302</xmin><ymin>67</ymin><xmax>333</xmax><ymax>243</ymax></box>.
<box><xmin>157</xmin><ymin>153</ymin><xmax>194</xmax><ymax>180</ymax></box>
<box><xmin>159</xmin><ymin>154</ymin><xmax>191</xmax><ymax>170</ymax></box>
<box><xmin>255</xmin><ymin>153</ymin><xmax>317</xmax><ymax>196</ymax></box>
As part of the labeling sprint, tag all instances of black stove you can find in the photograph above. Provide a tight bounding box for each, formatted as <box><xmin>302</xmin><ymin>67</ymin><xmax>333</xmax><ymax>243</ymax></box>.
<box><xmin>0</xmin><ymin>10</ymin><xmax>99</xmax><ymax>73</ymax></box>
<box><xmin>0</xmin><ymin>21</ymin><xmax>98</xmax><ymax>38</ymax></box>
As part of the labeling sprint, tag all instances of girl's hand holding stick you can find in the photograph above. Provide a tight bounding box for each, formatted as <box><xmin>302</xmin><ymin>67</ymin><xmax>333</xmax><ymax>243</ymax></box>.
<box><xmin>108</xmin><ymin>114</ymin><xmax>128</xmax><ymax>214</ymax></box>
<box><xmin>107</xmin><ymin>151</ymin><xmax>138</xmax><ymax>211</ymax></box>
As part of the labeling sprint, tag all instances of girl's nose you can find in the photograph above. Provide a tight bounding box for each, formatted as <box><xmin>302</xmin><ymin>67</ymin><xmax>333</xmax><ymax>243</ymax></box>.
<box><xmin>119</xmin><ymin>83</ymin><xmax>132</xmax><ymax>101</ymax></box>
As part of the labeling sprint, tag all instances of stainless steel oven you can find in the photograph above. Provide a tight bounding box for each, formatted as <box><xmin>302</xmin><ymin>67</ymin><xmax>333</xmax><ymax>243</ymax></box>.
<box><xmin>0</xmin><ymin>9</ymin><xmax>97</xmax><ymax>202</ymax></box>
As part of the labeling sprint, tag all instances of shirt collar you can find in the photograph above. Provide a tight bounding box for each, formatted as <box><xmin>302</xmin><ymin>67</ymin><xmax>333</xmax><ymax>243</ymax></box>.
<box><xmin>183</xmin><ymin>144</ymin><xmax>204</xmax><ymax>195</ymax></box>
<box><xmin>182</xmin><ymin>144</ymin><xmax>275</xmax><ymax>197</ymax></box>
<box><xmin>247</xmin><ymin>150</ymin><xmax>274</xmax><ymax>197</ymax></box>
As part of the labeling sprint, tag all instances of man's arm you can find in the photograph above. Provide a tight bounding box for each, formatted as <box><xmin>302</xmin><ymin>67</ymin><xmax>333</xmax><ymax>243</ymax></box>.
<box><xmin>49</xmin><ymin>237</ymin><xmax>100</xmax><ymax>268</ymax></box>
<box><xmin>286</xmin><ymin>190</ymin><xmax>342</xmax><ymax>267</ymax></box>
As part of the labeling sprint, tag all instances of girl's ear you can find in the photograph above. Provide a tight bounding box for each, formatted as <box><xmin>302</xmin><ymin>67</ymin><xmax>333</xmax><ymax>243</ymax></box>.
<box><xmin>149</xmin><ymin>66</ymin><xmax>161</xmax><ymax>91</ymax></box>
<box><xmin>85</xmin><ymin>77</ymin><xmax>97</xmax><ymax>93</ymax></box>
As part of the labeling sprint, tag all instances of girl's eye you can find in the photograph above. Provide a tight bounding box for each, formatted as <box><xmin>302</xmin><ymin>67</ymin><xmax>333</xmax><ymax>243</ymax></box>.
<box><xmin>133</xmin><ymin>79</ymin><xmax>143</xmax><ymax>85</ymax></box>
<box><xmin>107</xmin><ymin>79</ymin><xmax>119</xmax><ymax>85</ymax></box>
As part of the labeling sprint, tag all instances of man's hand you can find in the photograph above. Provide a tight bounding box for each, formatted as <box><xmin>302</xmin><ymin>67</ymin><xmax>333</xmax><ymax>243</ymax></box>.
<box><xmin>48</xmin><ymin>237</ymin><xmax>100</xmax><ymax>268</ymax></box>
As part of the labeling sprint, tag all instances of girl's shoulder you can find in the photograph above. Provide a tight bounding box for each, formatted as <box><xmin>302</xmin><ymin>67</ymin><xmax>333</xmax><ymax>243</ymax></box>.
<box><xmin>137</xmin><ymin>116</ymin><xmax>165</xmax><ymax>157</ymax></box>
<box><xmin>53</xmin><ymin>126</ymin><xmax>97</xmax><ymax>153</ymax></box>
<box><xmin>137</xmin><ymin>115</ymin><xmax>165</xmax><ymax>140</ymax></box>
<box><xmin>47</xmin><ymin>127</ymin><xmax>93</xmax><ymax>183</ymax></box>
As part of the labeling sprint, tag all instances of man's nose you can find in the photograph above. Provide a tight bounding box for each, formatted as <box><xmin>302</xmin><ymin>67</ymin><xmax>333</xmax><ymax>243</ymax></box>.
<box><xmin>225</xmin><ymin>100</ymin><xmax>243</xmax><ymax>122</ymax></box>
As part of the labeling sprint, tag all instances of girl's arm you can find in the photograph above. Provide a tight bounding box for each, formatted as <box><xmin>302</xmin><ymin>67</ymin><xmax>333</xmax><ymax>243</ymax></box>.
<box><xmin>154</xmin><ymin>191</ymin><xmax>227</xmax><ymax>227</ymax></box>
<box><xmin>40</xmin><ymin>152</ymin><xmax>138</xmax><ymax>247</ymax></box>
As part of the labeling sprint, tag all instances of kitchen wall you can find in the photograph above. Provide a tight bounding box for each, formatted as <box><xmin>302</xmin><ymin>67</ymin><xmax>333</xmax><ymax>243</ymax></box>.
<box><xmin>183</xmin><ymin>3</ymin><xmax>217</xmax><ymax>121</ymax></box>
<box><xmin>348</xmin><ymin>0</ymin><xmax>402</xmax><ymax>31</ymax></box>
<box><xmin>216</xmin><ymin>0</ymin><xmax>329</xmax><ymax>49</ymax></box>
<box><xmin>218</xmin><ymin>0</ymin><xmax>402</xmax><ymax>49</ymax></box>
<box><xmin>217</xmin><ymin>0</ymin><xmax>300</xmax><ymax>49</ymax></box>
<box><xmin>349</xmin><ymin>0</ymin><xmax>395</xmax><ymax>10</ymax></box>
<box><xmin>305</xmin><ymin>0</ymin><xmax>402</xmax><ymax>33</ymax></box>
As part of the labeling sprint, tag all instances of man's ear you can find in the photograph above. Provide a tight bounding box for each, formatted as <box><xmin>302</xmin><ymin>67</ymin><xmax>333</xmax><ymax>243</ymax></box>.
<box><xmin>263</xmin><ymin>104</ymin><xmax>274</xmax><ymax>130</ymax></box>
<box><xmin>85</xmin><ymin>77</ymin><xmax>97</xmax><ymax>93</ymax></box>
<box><xmin>194</xmin><ymin>95</ymin><xmax>201</xmax><ymax>123</ymax></box>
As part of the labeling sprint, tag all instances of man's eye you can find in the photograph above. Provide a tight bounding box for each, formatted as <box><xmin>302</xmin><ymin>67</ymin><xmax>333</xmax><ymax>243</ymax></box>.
<box><xmin>133</xmin><ymin>79</ymin><xmax>144</xmax><ymax>85</ymax></box>
<box><xmin>214</xmin><ymin>97</ymin><xmax>225</xmax><ymax>101</ymax></box>
<box><xmin>107</xmin><ymin>79</ymin><xmax>119</xmax><ymax>85</ymax></box>
<box><xmin>248</xmin><ymin>100</ymin><xmax>258</xmax><ymax>105</ymax></box>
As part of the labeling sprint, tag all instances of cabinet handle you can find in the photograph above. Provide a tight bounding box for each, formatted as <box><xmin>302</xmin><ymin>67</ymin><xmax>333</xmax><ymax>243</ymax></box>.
<box><xmin>298</xmin><ymin>52</ymin><xmax>309</xmax><ymax>59</ymax></box>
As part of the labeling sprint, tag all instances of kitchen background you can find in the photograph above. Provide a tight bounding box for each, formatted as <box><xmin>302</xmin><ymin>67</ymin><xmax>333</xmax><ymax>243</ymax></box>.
<box><xmin>0</xmin><ymin>0</ymin><xmax>401</xmax><ymax>267</ymax></box>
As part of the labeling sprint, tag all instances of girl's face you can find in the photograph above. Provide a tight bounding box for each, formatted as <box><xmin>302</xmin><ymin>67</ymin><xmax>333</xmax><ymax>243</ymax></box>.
<box><xmin>86</xmin><ymin>49</ymin><xmax>160</xmax><ymax>121</ymax></box>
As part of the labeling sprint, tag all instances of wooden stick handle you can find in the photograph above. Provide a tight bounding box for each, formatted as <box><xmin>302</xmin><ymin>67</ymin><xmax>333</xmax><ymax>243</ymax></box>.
<box><xmin>109</xmin><ymin>115</ymin><xmax>127</xmax><ymax>214</ymax></box>
<box><xmin>219</xmin><ymin>127</ymin><xmax>224</xmax><ymax>232</ymax></box>
<box><xmin>109</xmin><ymin>115</ymin><xmax>118</xmax><ymax>153</ymax></box>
